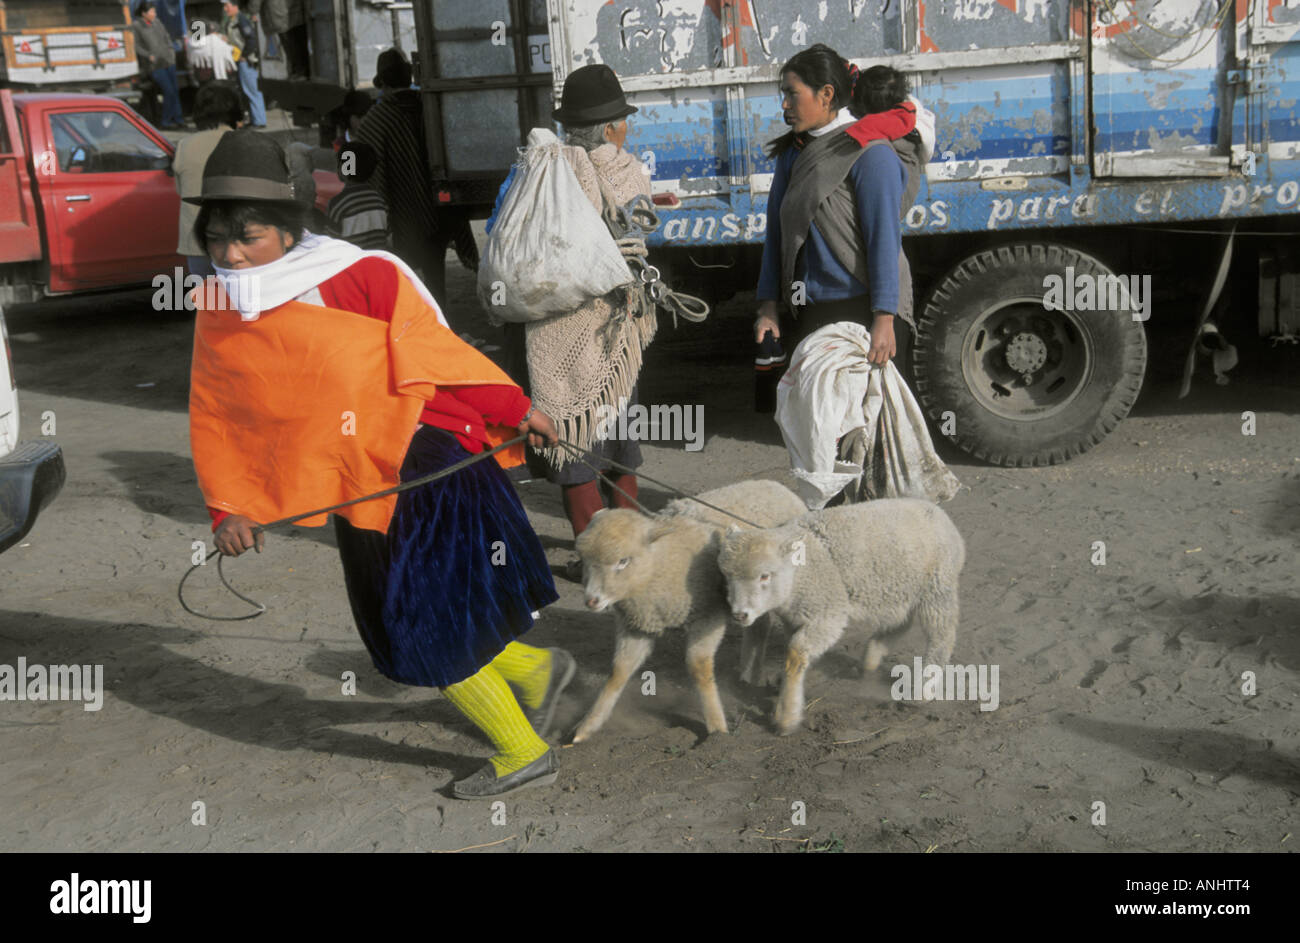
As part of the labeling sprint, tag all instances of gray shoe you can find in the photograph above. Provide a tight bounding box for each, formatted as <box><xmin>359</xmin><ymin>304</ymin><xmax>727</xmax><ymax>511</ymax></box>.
<box><xmin>451</xmin><ymin>749</ymin><xmax>558</xmax><ymax>800</ymax></box>
<box><xmin>525</xmin><ymin>648</ymin><xmax>576</xmax><ymax>739</ymax></box>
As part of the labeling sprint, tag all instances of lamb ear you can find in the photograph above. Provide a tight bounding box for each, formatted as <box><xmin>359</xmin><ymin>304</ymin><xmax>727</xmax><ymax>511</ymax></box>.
<box><xmin>647</xmin><ymin>518</ymin><xmax>676</xmax><ymax>543</ymax></box>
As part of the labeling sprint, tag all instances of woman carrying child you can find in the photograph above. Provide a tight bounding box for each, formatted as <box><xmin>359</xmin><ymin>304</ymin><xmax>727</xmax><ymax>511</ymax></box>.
<box><xmin>754</xmin><ymin>46</ymin><xmax>932</xmax><ymax>375</ymax></box>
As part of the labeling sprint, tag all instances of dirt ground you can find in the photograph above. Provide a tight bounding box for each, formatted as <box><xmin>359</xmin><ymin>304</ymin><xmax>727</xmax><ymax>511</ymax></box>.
<box><xmin>1</xmin><ymin>240</ymin><xmax>1297</xmax><ymax>853</ymax></box>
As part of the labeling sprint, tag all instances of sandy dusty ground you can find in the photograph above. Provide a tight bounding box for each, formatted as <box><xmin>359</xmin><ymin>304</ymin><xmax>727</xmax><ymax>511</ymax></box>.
<box><xmin>1</xmin><ymin>243</ymin><xmax>1297</xmax><ymax>853</ymax></box>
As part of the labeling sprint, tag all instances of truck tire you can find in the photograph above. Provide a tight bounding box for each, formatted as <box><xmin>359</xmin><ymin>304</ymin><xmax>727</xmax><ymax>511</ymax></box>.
<box><xmin>912</xmin><ymin>243</ymin><xmax>1147</xmax><ymax>467</ymax></box>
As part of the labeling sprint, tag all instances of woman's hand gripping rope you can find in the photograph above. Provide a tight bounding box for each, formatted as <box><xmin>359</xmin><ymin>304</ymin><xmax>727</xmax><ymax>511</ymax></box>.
<box><xmin>214</xmin><ymin>514</ymin><xmax>264</xmax><ymax>558</ymax></box>
<box><xmin>517</xmin><ymin>407</ymin><xmax>559</xmax><ymax>450</ymax></box>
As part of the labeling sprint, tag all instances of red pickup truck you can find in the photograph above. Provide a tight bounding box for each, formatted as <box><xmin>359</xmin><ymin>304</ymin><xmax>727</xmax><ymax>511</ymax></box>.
<box><xmin>0</xmin><ymin>90</ymin><xmax>342</xmax><ymax>305</ymax></box>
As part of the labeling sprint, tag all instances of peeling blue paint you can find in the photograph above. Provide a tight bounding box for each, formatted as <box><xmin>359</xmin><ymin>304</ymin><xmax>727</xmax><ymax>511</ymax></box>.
<box><xmin>555</xmin><ymin>1</ymin><xmax>1300</xmax><ymax>245</ymax></box>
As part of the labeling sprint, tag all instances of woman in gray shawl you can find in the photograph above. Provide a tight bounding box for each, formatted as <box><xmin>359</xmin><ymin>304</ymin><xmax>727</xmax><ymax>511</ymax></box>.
<box><xmin>754</xmin><ymin>46</ymin><xmax>924</xmax><ymax>371</ymax></box>
<box><xmin>511</xmin><ymin>64</ymin><xmax>657</xmax><ymax>578</ymax></box>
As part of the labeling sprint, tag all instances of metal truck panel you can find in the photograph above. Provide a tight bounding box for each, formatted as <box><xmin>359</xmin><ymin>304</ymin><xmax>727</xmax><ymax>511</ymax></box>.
<box><xmin>443</xmin><ymin>88</ymin><xmax>530</xmax><ymax>171</ymax></box>
<box><xmin>0</xmin><ymin>29</ymin><xmax>135</xmax><ymax>86</ymax></box>
<box><xmin>927</xmin><ymin>64</ymin><xmax>1070</xmax><ymax>167</ymax></box>
<box><xmin>349</xmin><ymin>1</ymin><xmax>417</xmax><ymax>88</ymax></box>
<box><xmin>413</xmin><ymin>0</ymin><xmax>554</xmax><ymax>192</ymax></box>
<box><xmin>919</xmin><ymin>0</ymin><xmax>1067</xmax><ymax>50</ymax></box>
<box><xmin>546</xmin><ymin>0</ymin><xmax>1300</xmax><ymax>246</ymax></box>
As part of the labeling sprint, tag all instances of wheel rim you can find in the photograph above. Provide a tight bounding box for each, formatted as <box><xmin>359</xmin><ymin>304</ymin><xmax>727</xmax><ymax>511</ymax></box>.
<box><xmin>959</xmin><ymin>297</ymin><xmax>1095</xmax><ymax>422</ymax></box>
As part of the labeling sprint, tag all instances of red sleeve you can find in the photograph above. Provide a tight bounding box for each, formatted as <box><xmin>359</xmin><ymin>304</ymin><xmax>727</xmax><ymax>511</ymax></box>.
<box><xmin>317</xmin><ymin>256</ymin><xmax>400</xmax><ymax>321</ymax></box>
<box><xmin>209</xmin><ymin>507</ymin><xmax>230</xmax><ymax>531</ymax></box>
<box><xmin>444</xmin><ymin>385</ymin><xmax>531</xmax><ymax>427</ymax></box>
<box><xmin>845</xmin><ymin>102</ymin><xmax>916</xmax><ymax>147</ymax></box>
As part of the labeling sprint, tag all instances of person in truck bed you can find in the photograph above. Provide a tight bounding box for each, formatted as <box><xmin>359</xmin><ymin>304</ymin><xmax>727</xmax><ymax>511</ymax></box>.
<box><xmin>221</xmin><ymin>1</ymin><xmax>267</xmax><ymax>128</ymax></box>
<box><xmin>132</xmin><ymin>2</ymin><xmax>183</xmax><ymax>130</ymax></box>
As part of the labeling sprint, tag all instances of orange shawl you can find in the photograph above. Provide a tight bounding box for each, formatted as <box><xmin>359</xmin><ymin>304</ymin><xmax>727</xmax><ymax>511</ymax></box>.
<box><xmin>190</xmin><ymin>272</ymin><xmax>524</xmax><ymax>533</ymax></box>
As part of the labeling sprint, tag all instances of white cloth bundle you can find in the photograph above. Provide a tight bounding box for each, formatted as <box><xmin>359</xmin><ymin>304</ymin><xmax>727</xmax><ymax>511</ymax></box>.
<box><xmin>776</xmin><ymin>321</ymin><xmax>960</xmax><ymax>509</ymax></box>
<box><xmin>187</xmin><ymin>33</ymin><xmax>238</xmax><ymax>81</ymax></box>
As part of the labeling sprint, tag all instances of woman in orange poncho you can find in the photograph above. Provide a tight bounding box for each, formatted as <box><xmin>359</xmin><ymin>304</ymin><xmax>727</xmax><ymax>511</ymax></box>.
<box><xmin>188</xmin><ymin>130</ymin><xmax>574</xmax><ymax>799</ymax></box>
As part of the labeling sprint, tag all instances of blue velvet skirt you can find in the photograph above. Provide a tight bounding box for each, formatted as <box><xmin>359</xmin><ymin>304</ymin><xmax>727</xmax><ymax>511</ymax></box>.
<box><xmin>333</xmin><ymin>425</ymin><xmax>559</xmax><ymax>688</ymax></box>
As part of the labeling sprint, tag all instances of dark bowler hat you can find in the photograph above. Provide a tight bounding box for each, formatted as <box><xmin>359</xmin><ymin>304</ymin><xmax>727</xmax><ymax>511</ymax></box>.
<box><xmin>373</xmin><ymin>48</ymin><xmax>412</xmax><ymax>89</ymax></box>
<box><xmin>185</xmin><ymin>129</ymin><xmax>296</xmax><ymax>204</ymax></box>
<box><xmin>552</xmin><ymin>63</ymin><xmax>637</xmax><ymax>125</ymax></box>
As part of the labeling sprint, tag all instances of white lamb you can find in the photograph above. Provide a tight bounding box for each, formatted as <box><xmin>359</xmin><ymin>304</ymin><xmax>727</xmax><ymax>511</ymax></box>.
<box><xmin>718</xmin><ymin>498</ymin><xmax>965</xmax><ymax>736</ymax></box>
<box><xmin>571</xmin><ymin>480</ymin><xmax>806</xmax><ymax>743</ymax></box>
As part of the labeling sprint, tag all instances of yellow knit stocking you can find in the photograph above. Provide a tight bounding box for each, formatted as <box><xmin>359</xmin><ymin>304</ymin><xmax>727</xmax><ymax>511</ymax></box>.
<box><xmin>490</xmin><ymin>642</ymin><xmax>553</xmax><ymax>710</ymax></box>
<box><xmin>441</xmin><ymin>663</ymin><xmax>549</xmax><ymax>776</ymax></box>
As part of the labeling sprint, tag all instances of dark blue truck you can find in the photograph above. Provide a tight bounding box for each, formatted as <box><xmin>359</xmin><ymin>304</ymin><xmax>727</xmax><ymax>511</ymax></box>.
<box><xmin>409</xmin><ymin>0</ymin><xmax>1299</xmax><ymax>466</ymax></box>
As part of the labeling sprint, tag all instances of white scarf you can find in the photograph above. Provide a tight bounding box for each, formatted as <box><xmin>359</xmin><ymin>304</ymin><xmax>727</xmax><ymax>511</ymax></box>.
<box><xmin>807</xmin><ymin>109</ymin><xmax>856</xmax><ymax>138</ymax></box>
<box><xmin>210</xmin><ymin>232</ymin><xmax>449</xmax><ymax>325</ymax></box>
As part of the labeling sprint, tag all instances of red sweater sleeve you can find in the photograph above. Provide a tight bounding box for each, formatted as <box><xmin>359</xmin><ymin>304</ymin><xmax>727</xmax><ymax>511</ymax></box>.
<box><xmin>446</xmin><ymin>384</ymin><xmax>531</xmax><ymax>427</ymax></box>
<box><xmin>845</xmin><ymin>102</ymin><xmax>917</xmax><ymax>147</ymax></box>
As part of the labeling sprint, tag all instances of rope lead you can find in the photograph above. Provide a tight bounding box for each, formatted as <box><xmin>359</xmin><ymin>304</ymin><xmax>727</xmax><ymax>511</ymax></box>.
<box><xmin>179</xmin><ymin>434</ymin><xmax>760</xmax><ymax>621</ymax></box>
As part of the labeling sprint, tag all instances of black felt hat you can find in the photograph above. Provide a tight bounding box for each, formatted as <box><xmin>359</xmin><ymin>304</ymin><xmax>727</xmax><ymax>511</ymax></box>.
<box><xmin>186</xmin><ymin>129</ymin><xmax>296</xmax><ymax>204</ymax></box>
<box><xmin>552</xmin><ymin>63</ymin><xmax>637</xmax><ymax>125</ymax></box>
<box><xmin>373</xmin><ymin>48</ymin><xmax>412</xmax><ymax>89</ymax></box>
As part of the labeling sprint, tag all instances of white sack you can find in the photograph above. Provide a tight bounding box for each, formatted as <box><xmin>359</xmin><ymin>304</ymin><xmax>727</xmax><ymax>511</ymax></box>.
<box><xmin>477</xmin><ymin>127</ymin><xmax>632</xmax><ymax>323</ymax></box>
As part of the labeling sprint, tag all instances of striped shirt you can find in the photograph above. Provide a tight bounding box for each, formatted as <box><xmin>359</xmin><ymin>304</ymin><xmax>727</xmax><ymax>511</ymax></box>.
<box><xmin>355</xmin><ymin>88</ymin><xmax>478</xmax><ymax>267</ymax></box>
<box><xmin>327</xmin><ymin>184</ymin><xmax>389</xmax><ymax>251</ymax></box>
<box><xmin>354</xmin><ymin>90</ymin><xmax>435</xmax><ymax>249</ymax></box>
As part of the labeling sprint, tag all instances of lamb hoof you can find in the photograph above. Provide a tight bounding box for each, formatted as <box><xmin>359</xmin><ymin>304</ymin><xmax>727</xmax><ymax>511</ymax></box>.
<box><xmin>774</xmin><ymin>714</ymin><xmax>800</xmax><ymax>736</ymax></box>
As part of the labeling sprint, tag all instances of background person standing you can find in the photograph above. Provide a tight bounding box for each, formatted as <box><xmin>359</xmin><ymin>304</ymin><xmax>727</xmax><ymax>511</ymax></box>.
<box><xmin>328</xmin><ymin>141</ymin><xmax>389</xmax><ymax>251</ymax></box>
<box><xmin>357</xmin><ymin>49</ymin><xmax>478</xmax><ymax>321</ymax></box>
<box><xmin>496</xmin><ymin>64</ymin><xmax>651</xmax><ymax>573</ymax></box>
<box><xmin>280</xmin><ymin>0</ymin><xmax>311</xmax><ymax>80</ymax></box>
<box><xmin>132</xmin><ymin>2</ymin><xmax>183</xmax><ymax>130</ymax></box>
<box><xmin>221</xmin><ymin>1</ymin><xmax>267</xmax><ymax>128</ymax></box>
<box><xmin>246</xmin><ymin>0</ymin><xmax>287</xmax><ymax>60</ymax></box>
<box><xmin>172</xmin><ymin>84</ymin><xmax>243</xmax><ymax>276</ymax></box>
